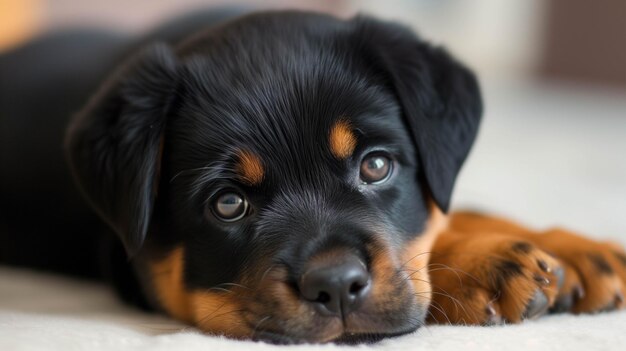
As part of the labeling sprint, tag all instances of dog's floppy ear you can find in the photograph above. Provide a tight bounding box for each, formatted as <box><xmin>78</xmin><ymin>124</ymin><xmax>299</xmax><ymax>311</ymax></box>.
<box><xmin>65</xmin><ymin>44</ymin><xmax>178</xmax><ymax>255</ymax></box>
<box><xmin>353</xmin><ymin>17</ymin><xmax>483</xmax><ymax>212</ymax></box>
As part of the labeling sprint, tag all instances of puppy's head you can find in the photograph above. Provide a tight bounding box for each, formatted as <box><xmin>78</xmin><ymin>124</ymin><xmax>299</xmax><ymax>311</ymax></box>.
<box><xmin>66</xmin><ymin>11</ymin><xmax>481</xmax><ymax>344</ymax></box>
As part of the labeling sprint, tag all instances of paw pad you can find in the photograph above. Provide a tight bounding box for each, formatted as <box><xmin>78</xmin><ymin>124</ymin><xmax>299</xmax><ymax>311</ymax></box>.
<box><xmin>523</xmin><ymin>290</ymin><xmax>550</xmax><ymax>319</ymax></box>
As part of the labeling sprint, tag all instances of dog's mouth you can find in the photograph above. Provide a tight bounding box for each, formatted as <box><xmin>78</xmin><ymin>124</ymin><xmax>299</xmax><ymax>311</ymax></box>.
<box><xmin>242</xmin><ymin>281</ymin><xmax>426</xmax><ymax>345</ymax></box>
<box><xmin>234</xmin><ymin>252</ymin><xmax>428</xmax><ymax>345</ymax></box>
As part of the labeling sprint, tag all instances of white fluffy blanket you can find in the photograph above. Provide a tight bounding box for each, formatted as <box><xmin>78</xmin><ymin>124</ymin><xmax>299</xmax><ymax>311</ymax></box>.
<box><xmin>1</xmin><ymin>267</ymin><xmax>624</xmax><ymax>351</ymax></box>
<box><xmin>1</xmin><ymin>81</ymin><xmax>625</xmax><ymax>350</ymax></box>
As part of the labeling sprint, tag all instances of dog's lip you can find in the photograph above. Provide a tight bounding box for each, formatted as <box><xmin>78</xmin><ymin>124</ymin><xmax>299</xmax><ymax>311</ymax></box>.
<box><xmin>251</xmin><ymin>324</ymin><xmax>419</xmax><ymax>345</ymax></box>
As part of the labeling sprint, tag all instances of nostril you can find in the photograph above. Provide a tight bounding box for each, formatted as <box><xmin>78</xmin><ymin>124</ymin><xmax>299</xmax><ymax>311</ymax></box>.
<box><xmin>316</xmin><ymin>291</ymin><xmax>331</xmax><ymax>304</ymax></box>
<box><xmin>349</xmin><ymin>281</ymin><xmax>366</xmax><ymax>295</ymax></box>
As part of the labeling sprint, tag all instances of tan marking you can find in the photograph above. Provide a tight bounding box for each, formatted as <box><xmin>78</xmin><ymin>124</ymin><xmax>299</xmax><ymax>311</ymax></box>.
<box><xmin>191</xmin><ymin>291</ymin><xmax>249</xmax><ymax>338</ymax></box>
<box><xmin>236</xmin><ymin>150</ymin><xmax>264</xmax><ymax>185</ymax></box>
<box><xmin>149</xmin><ymin>247</ymin><xmax>193</xmax><ymax>322</ymax></box>
<box><xmin>401</xmin><ymin>204</ymin><xmax>448</xmax><ymax>306</ymax></box>
<box><xmin>369</xmin><ymin>245</ymin><xmax>400</xmax><ymax>300</ymax></box>
<box><xmin>365</xmin><ymin>203</ymin><xmax>448</xmax><ymax>316</ymax></box>
<box><xmin>329</xmin><ymin>120</ymin><xmax>356</xmax><ymax>159</ymax></box>
<box><xmin>149</xmin><ymin>247</ymin><xmax>250</xmax><ymax>337</ymax></box>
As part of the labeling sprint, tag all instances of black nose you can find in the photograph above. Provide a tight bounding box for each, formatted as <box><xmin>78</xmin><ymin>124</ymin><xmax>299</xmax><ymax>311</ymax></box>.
<box><xmin>299</xmin><ymin>255</ymin><xmax>371</xmax><ymax>316</ymax></box>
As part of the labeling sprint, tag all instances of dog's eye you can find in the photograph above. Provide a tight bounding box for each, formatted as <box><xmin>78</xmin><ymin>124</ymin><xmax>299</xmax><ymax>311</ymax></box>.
<box><xmin>212</xmin><ymin>192</ymin><xmax>249</xmax><ymax>222</ymax></box>
<box><xmin>360</xmin><ymin>153</ymin><xmax>392</xmax><ymax>184</ymax></box>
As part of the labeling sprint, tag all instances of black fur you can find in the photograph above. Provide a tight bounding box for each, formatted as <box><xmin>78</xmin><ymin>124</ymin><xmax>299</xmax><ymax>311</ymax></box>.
<box><xmin>0</xmin><ymin>10</ymin><xmax>482</xmax><ymax>343</ymax></box>
<box><xmin>66</xmin><ymin>43</ymin><xmax>178</xmax><ymax>255</ymax></box>
<box><xmin>494</xmin><ymin>259</ymin><xmax>524</xmax><ymax>290</ymax></box>
<box><xmin>353</xmin><ymin>19</ymin><xmax>482</xmax><ymax>211</ymax></box>
<box><xmin>512</xmin><ymin>241</ymin><xmax>533</xmax><ymax>254</ymax></box>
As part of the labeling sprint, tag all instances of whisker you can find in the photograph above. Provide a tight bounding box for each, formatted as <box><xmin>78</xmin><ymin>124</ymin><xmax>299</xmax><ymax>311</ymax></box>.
<box><xmin>400</xmin><ymin>262</ymin><xmax>481</xmax><ymax>288</ymax></box>
<box><xmin>429</xmin><ymin>263</ymin><xmax>480</xmax><ymax>285</ymax></box>
<box><xmin>426</xmin><ymin>299</ymin><xmax>452</xmax><ymax>325</ymax></box>
<box><xmin>432</xmin><ymin>283</ymin><xmax>477</xmax><ymax>322</ymax></box>
<box><xmin>170</xmin><ymin>166</ymin><xmax>213</xmax><ymax>183</ymax></box>
<box><xmin>216</xmin><ymin>282</ymin><xmax>251</xmax><ymax>290</ymax></box>
<box><xmin>207</xmin><ymin>287</ymin><xmax>234</xmax><ymax>294</ymax></box>
<box><xmin>195</xmin><ymin>300</ymin><xmax>231</xmax><ymax>325</ymax></box>
<box><xmin>425</xmin><ymin>290</ymin><xmax>471</xmax><ymax>320</ymax></box>
<box><xmin>252</xmin><ymin>315</ymin><xmax>272</xmax><ymax>338</ymax></box>
<box><xmin>258</xmin><ymin>264</ymin><xmax>278</xmax><ymax>284</ymax></box>
<box><xmin>400</xmin><ymin>251</ymin><xmax>436</xmax><ymax>268</ymax></box>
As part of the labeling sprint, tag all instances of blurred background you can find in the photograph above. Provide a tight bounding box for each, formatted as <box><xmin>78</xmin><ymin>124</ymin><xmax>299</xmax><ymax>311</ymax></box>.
<box><xmin>1</xmin><ymin>0</ymin><xmax>625</xmax><ymax>239</ymax></box>
<box><xmin>2</xmin><ymin>0</ymin><xmax>624</xmax><ymax>87</ymax></box>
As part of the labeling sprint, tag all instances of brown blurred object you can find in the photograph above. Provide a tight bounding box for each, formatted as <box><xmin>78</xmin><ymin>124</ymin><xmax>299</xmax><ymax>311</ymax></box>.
<box><xmin>43</xmin><ymin>0</ymin><xmax>350</xmax><ymax>32</ymax></box>
<box><xmin>539</xmin><ymin>0</ymin><xmax>626</xmax><ymax>90</ymax></box>
<box><xmin>0</xmin><ymin>0</ymin><xmax>42</xmax><ymax>52</ymax></box>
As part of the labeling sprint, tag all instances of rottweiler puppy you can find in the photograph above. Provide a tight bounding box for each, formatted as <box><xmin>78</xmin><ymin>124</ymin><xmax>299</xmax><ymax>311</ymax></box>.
<box><xmin>1</xmin><ymin>10</ymin><xmax>624</xmax><ymax>344</ymax></box>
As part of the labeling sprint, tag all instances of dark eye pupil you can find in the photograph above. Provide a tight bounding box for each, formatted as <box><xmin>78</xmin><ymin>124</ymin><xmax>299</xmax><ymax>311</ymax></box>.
<box><xmin>214</xmin><ymin>193</ymin><xmax>247</xmax><ymax>221</ymax></box>
<box><xmin>360</xmin><ymin>154</ymin><xmax>391</xmax><ymax>184</ymax></box>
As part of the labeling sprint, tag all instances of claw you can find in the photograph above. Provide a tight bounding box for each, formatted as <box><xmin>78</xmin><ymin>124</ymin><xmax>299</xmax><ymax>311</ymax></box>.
<box><xmin>533</xmin><ymin>274</ymin><xmax>550</xmax><ymax>286</ymax></box>
<box><xmin>486</xmin><ymin>303</ymin><xmax>496</xmax><ymax>316</ymax></box>
<box><xmin>537</xmin><ymin>259</ymin><xmax>551</xmax><ymax>273</ymax></box>
<box><xmin>484</xmin><ymin>303</ymin><xmax>502</xmax><ymax>325</ymax></box>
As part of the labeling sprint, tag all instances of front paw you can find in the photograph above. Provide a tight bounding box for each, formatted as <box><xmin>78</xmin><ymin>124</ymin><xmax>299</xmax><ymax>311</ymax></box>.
<box><xmin>428</xmin><ymin>236</ymin><xmax>561</xmax><ymax>325</ymax></box>
<box><xmin>539</xmin><ymin>230</ymin><xmax>626</xmax><ymax>313</ymax></box>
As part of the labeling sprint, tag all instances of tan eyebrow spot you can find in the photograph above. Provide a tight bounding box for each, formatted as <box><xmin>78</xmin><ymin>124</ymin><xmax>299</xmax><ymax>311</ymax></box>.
<box><xmin>236</xmin><ymin>149</ymin><xmax>264</xmax><ymax>185</ymax></box>
<box><xmin>329</xmin><ymin>120</ymin><xmax>356</xmax><ymax>159</ymax></box>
